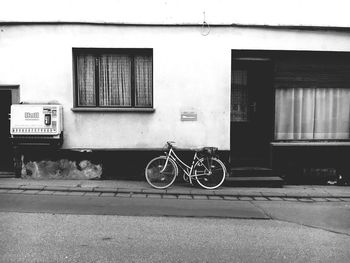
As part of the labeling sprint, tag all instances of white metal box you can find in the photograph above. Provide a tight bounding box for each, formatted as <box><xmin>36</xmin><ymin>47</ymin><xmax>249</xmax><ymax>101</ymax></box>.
<box><xmin>10</xmin><ymin>104</ymin><xmax>63</xmax><ymax>138</ymax></box>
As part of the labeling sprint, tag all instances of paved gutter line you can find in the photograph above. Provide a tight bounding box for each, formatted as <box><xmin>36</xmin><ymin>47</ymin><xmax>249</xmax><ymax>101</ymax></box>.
<box><xmin>0</xmin><ymin>190</ymin><xmax>349</xmax><ymax>202</ymax></box>
<box><xmin>0</xmin><ymin>186</ymin><xmax>350</xmax><ymax>199</ymax></box>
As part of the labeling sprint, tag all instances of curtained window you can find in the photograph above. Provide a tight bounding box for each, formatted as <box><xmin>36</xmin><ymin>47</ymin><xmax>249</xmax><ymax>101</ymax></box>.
<box><xmin>134</xmin><ymin>56</ymin><xmax>153</xmax><ymax>107</ymax></box>
<box><xmin>75</xmin><ymin>49</ymin><xmax>153</xmax><ymax>108</ymax></box>
<box><xmin>275</xmin><ymin>88</ymin><xmax>350</xmax><ymax>140</ymax></box>
<box><xmin>274</xmin><ymin>54</ymin><xmax>350</xmax><ymax>141</ymax></box>
<box><xmin>76</xmin><ymin>54</ymin><xmax>96</xmax><ymax>106</ymax></box>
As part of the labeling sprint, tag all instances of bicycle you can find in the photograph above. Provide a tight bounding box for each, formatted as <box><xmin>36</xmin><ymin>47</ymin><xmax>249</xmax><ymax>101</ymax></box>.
<box><xmin>145</xmin><ymin>141</ymin><xmax>227</xmax><ymax>189</ymax></box>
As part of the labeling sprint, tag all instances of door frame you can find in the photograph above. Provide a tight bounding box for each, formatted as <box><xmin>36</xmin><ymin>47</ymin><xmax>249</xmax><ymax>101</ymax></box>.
<box><xmin>0</xmin><ymin>85</ymin><xmax>20</xmax><ymax>172</ymax></box>
<box><xmin>230</xmin><ymin>51</ymin><xmax>275</xmax><ymax>167</ymax></box>
<box><xmin>0</xmin><ymin>85</ymin><xmax>20</xmax><ymax>104</ymax></box>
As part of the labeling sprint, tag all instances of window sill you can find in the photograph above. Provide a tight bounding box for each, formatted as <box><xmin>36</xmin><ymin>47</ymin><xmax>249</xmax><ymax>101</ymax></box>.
<box><xmin>71</xmin><ymin>107</ymin><xmax>155</xmax><ymax>113</ymax></box>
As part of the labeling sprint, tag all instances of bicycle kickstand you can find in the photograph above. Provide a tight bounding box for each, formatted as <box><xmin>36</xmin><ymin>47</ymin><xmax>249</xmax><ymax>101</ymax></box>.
<box><xmin>188</xmin><ymin>175</ymin><xmax>194</xmax><ymax>185</ymax></box>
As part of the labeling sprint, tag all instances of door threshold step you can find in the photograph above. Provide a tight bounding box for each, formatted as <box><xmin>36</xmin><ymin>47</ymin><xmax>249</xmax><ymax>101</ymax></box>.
<box><xmin>0</xmin><ymin>171</ymin><xmax>15</xmax><ymax>178</ymax></box>
<box><xmin>226</xmin><ymin>176</ymin><xmax>283</xmax><ymax>182</ymax></box>
<box><xmin>224</xmin><ymin>176</ymin><xmax>284</xmax><ymax>187</ymax></box>
<box><xmin>230</xmin><ymin>167</ymin><xmax>275</xmax><ymax>177</ymax></box>
<box><xmin>231</xmin><ymin>167</ymin><xmax>272</xmax><ymax>170</ymax></box>
<box><xmin>230</xmin><ymin>159</ymin><xmax>268</xmax><ymax>166</ymax></box>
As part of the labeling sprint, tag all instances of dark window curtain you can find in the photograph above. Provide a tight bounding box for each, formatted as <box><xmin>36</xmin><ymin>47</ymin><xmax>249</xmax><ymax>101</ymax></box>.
<box><xmin>99</xmin><ymin>54</ymin><xmax>132</xmax><ymax>106</ymax></box>
<box><xmin>134</xmin><ymin>55</ymin><xmax>153</xmax><ymax>107</ymax></box>
<box><xmin>76</xmin><ymin>55</ymin><xmax>96</xmax><ymax>106</ymax></box>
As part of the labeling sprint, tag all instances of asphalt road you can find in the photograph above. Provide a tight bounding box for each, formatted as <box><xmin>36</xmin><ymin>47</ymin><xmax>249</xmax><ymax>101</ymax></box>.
<box><xmin>1</xmin><ymin>193</ymin><xmax>350</xmax><ymax>235</ymax></box>
<box><xmin>1</xmin><ymin>212</ymin><xmax>350</xmax><ymax>263</ymax></box>
<box><xmin>255</xmin><ymin>201</ymin><xmax>350</xmax><ymax>236</ymax></box>
<box><xmin>0</xmin><ymin>193</ymin><xmax>268</xmax><ymax>219</ymax></box>
<box><xmin>1</xmin><ymin>193</ymin><xmax>350</xmax><ymax>262</ymax></box>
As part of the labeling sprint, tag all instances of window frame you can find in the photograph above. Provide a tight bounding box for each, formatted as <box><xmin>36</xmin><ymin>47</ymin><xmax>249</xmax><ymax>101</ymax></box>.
<box><xmin>72</xmin><ymin>48</ymin><xmax>154</xmax><ymax>111</ymax></box>
<box><xmin>273</xmin><ymin>51</ymin><xmax>350</xmax><ymax>142</ymax></box>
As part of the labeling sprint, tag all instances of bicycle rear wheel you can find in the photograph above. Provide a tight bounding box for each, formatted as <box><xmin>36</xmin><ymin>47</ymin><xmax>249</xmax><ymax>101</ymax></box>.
<box><xmin>194</xmin><ymin>157</ymin><xmax>226</xmax><ymax>189</ymax></box>
<box><xmin>145</xmin><ymin>156</ymin><xmax>178</xmax><ymax>189</ymax></box>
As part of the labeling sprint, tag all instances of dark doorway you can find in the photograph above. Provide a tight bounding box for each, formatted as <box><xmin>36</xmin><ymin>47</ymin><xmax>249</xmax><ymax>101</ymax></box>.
<box><xmin>0</xmin><ymin>90</ymin><xmax>13</xmax><ymax>171</ymax></box>
<box><xmin>230</xmin><ymin>57</ymin><xmax>274</xmax><ymax>167</ymax></box>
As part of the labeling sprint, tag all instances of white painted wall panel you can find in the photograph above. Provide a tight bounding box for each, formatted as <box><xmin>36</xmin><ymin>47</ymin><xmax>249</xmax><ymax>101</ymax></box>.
<box><xmin>0</xmin><ymin>24</ymin><xmax>350</xmax><ymax>150</ymax></box>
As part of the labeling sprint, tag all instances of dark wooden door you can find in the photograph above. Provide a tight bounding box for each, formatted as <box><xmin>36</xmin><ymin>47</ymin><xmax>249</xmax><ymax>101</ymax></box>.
<box><xmin>230</xmin><ymin>59</ymin><xmax>274</xmax><ymax>166</ymax></box>
<box><xmin>0</xmin><ymin>90</ymin><xmax>13</xmax><ymax>171</ymax></box>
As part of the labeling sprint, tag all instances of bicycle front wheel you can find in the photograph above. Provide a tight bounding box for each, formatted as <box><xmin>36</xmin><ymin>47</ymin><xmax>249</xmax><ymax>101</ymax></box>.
<box><xmin>145</xmin><ymin>156</ymin><xmax>178</xmax><ymax>189</ymax></box>
<box><xmin>194</xmin><ymin>157</ymin><xmax>226</xmax><ymax>189</ymax></box>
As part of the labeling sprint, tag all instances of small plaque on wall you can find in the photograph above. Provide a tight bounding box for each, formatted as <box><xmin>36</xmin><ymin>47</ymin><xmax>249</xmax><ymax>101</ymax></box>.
<box><xmin>181</xmin><ymin>111</ymin><xmax>197</xmax><ymax>121</ymax></box>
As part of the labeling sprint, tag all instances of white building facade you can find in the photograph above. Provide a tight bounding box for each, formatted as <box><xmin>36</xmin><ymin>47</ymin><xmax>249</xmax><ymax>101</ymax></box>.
<box><xmin>1</xmin><ymin>1</ymin><xmax>350</xmax><ymax>182</ymax></box>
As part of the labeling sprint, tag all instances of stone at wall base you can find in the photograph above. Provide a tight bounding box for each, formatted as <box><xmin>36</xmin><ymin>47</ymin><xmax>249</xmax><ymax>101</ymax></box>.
<box><xmin>21</xmin><ymin>159</ymin><xmax>102</xmax><ymax>180</ymax></box>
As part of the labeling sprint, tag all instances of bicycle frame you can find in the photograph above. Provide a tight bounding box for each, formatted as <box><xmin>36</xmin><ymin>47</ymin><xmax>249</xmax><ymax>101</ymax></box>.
<box><xmin>160</xmin><ymin>147</ymin><xmax>212</xmax><ymax>185</ymax></box>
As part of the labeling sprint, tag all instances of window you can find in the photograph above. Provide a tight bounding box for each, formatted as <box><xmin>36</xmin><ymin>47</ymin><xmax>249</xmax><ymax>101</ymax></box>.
<box><xmin>274</xmin><ymin>53</ymin><xmax>350</xmax><ymax>140</ymax></box>
<box><xmin>74</xmin><ymin>48</ymin><xmax>153</xmax><ymax>109</ymax></box>
<box><xmin>231</xmin><ymin>70</ymin><xmax>248</xmax><ymax>122</ymax></box>
<box><xmin>275</xmin><ymin>88</ymin><xmax>350</xmax><ymax>140</ymax></box>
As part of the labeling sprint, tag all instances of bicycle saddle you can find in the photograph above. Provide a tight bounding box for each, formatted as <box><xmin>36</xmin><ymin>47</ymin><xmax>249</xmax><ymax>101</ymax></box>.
<box><xmin>196</xmin><ymin>147</ymin><xmax>218</xmax><ymax>155</ymax></box>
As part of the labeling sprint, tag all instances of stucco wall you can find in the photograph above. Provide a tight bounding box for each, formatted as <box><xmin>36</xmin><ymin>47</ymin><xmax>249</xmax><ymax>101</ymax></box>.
<box><xmin>1</xmin><ymin>24</ymin><xmax>350</xmax><ymax>150</ymax></box>
<box><xmin>2</xmin><ymin>0</ymin><xmax>350</xmax><ymax>28</ymax></box>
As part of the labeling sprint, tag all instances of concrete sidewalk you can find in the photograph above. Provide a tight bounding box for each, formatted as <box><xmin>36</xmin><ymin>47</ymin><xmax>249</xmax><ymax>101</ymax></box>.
<box><xmin>0</xmin><ymin>178</ymin><xmax>350</xmax><ymax>201</ymax></box>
